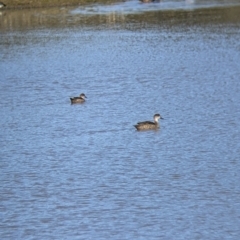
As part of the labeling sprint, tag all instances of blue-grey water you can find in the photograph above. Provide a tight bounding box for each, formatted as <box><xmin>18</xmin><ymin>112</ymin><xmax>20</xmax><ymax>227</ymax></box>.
<box><xmin>1</xmin><ymin>0</ymin><xmax>240</xmax><ymax>239</ymax></box>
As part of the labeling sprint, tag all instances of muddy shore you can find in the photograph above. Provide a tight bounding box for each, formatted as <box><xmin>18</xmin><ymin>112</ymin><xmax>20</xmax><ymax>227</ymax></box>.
<box><xmin>1</xmin><ymin>0</ymin><xmax>122</xmax><ymax>9</ymax></box>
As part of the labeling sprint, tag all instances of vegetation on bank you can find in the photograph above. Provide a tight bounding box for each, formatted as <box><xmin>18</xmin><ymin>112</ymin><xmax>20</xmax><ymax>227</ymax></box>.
<box><xmin>1</xmin><ymin>0</ymin><xmax>122</xmax><ymax>9</ymax></box>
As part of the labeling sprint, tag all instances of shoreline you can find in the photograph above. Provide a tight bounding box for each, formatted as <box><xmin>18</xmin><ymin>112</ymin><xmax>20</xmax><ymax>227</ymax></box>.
<box><xmin>1</xmin><ymin>0</ymin><xmax>122</xmax><ymax>9</ymax></box>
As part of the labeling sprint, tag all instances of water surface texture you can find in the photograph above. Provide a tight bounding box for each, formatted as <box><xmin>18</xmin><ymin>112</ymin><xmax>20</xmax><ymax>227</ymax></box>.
<box><xmin>1</xmin><ymin>1</ymin><xmax>240</xmax><ymax>239</ymax></box>
<box><xmin>72</xmin><ymin>0</ymin><xmax>240</xmax><ymax>15</ymax></box>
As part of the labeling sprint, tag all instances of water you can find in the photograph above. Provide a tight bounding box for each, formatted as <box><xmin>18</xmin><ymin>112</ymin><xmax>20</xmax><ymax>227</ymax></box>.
<box><xmin>72</xmin><ymin>0</ymin><xmax>240</xmax><ymax>15</ymax></box>
<box><xmin>1</xmin><ymin>1</ymin><xmax>240</xmax><ymax>239</ymax></box>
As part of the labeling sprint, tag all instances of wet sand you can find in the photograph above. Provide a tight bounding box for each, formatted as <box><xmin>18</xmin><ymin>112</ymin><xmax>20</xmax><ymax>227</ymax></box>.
<box><xmin>1</xmin><ymin>0</ymin><xmax>121</xmax><ymax>9</ymax></box>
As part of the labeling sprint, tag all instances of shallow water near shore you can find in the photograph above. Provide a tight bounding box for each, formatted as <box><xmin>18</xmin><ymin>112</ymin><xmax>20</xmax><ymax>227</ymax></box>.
<box><xmin>1</xmin><ymin>0</ymin><xmax>240</xmax><ymax>239</ymax></box>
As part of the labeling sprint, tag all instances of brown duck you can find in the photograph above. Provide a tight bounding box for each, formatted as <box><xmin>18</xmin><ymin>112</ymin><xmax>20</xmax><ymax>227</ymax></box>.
<box><xmin>70</xmin><ymin>93</ymin><xmax>87</xmax><ymax>104</ymax></box>
<box><xmin>134</xmin><ymin>113</ymin><xmax>163</xmax><ymax>130</ymax></box>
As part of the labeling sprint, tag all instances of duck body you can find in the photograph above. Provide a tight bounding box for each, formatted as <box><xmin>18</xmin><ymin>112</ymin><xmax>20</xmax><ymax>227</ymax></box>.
<box><xmin>70</xmin><ymin>93</ymin><xmax>87</xmax><ymax>104</ymax></box>
<box><xmin>134</xmin><ymin>121</ymin><xmax>159</xmax><ymax>130</ymax></box>
<box><xmin>140</xmin><ymin>0</ymin><xmax>160</xmax><ymax>3</ymax></box>
<box><xmin>134</xmin><ymin>113</ymin><xmax>163</xmax><ymax>131</ymax></box>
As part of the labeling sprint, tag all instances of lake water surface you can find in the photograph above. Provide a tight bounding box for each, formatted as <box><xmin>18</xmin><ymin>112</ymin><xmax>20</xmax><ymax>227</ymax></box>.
<box><xmin>1</xmin><ymin>0</ymin><xmax>240</xmax><ymax>239</ymax></box>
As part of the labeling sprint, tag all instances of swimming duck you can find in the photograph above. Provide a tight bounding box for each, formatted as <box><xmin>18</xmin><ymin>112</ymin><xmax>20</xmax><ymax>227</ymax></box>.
<box><xmin>0</xmin><ymin>2</ymin><xmax>6</xmax><ymax>8</ymax></box>
<box><xmin>70</xmin><ymin>93</ymin><xmax>87</xmax><ymax>104</ymax></box>
<box><xmin>134</xmin><ymin>113</ymin><xmax>163</xmax><ymax>130</ymax></box>
<box><xmin>140</xmin><ymin>0</ymin><xmax>159</xmax><ymax>3</ymax></box>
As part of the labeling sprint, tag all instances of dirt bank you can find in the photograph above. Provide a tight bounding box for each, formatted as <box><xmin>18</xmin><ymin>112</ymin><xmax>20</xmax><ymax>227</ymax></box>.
<box><xmin>1</xmin><ymin>0</ymin><xmax>121</xmax><ymax>9</ymax></box>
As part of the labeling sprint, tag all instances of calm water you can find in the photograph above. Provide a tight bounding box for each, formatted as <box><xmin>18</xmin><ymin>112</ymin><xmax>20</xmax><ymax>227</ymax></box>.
<box><xmin>1</xmin><ymin>1</ymin><xmax>240</xmax><ymax>239</ymax></box>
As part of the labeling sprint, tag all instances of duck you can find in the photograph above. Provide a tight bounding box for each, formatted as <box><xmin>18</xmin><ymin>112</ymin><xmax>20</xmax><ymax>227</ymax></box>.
<box><xmin>0</xmin><ymin>2</ymin><xmax>6</xmax><ymax>8</ymax></box>
<box><xmin>134</xmin><ymin>113</ymin><xmax>163</xmax><ymax>130</ymax></box>
<box><xmin>70</xmin><ymin>93</ymin><xmax>87</xmax><ymax>104</ymax></box>
<box><xmin>140</xmin><ymin>0</ymin><xmax>160</xmax><ymax>3</ymax></box>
